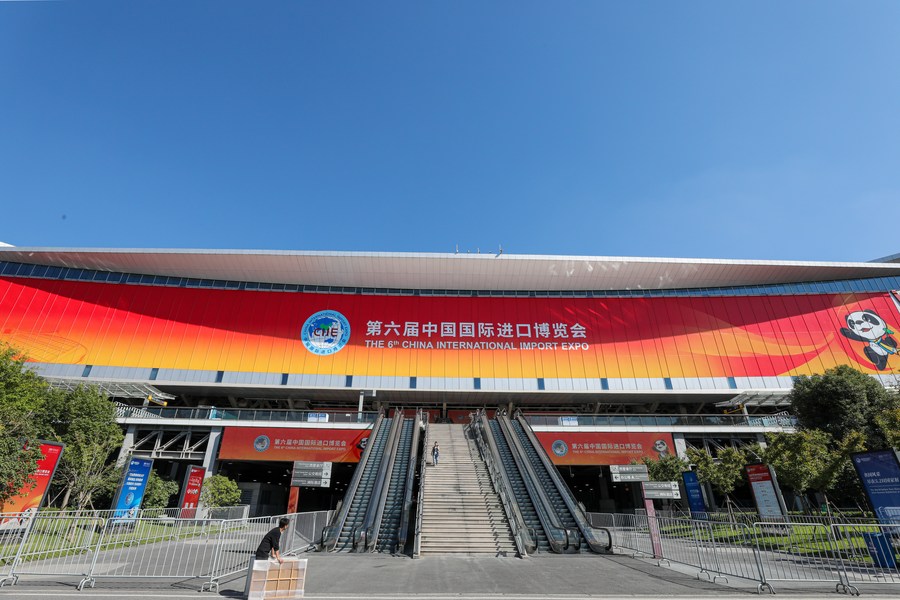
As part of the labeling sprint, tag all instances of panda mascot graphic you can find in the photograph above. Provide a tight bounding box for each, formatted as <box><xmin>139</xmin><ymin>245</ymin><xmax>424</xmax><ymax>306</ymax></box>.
<box><xmin>840</xmin><ymin>310</ymin><xmax>898</xmax><ymax>370</ymax></box>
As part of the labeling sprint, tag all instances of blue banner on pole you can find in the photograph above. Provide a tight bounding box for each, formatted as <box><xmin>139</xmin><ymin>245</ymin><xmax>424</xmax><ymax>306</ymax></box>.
<box><xmin>852</xmin><ymin>450</ymin><xmax>900</xmax><ymax>525</ymax></box>
<box><xmin>112</xmin><ymin>458</ymin><xmax>154</xmax><ymax>522</ymax></box>
<box><xmin>682</xmin><ymin>471</ymin><xmax>707</xmax><ymax>516</ymax></box>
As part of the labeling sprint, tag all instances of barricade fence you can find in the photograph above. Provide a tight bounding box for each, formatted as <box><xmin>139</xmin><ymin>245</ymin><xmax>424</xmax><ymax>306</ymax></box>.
<box><xmin>0</xmin><ymin>508</ymin><xmax>330</xmax><ymax>591</ymax></box>
<box><xmin>589</xmin><ymin>512</ymin><xmax>900</xmax><ymax>595</ymax></box>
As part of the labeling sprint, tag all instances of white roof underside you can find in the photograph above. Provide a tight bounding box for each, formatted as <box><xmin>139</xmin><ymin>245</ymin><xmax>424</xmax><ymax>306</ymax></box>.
<box><xmin>3</xmin><ymin>247</ymin><xmax>900</xmax><ymax>291</ymax></box>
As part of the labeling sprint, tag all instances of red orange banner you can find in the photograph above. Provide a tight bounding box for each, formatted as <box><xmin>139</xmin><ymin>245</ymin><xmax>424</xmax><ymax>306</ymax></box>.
<box><xmin>218</xmin><ymin>427</ymin><xmax>370</xmax><ymax>462</ymax></box>
<box><xmin>2</xmin><ymin>276</ymin><xmax>900</xmax><ymax>379</ymax></box>
<box><xmin>535</xmin><ymin>432</ymin><xmax>675</xmax><ymax>465</ymax></box>
<box><xmin>1</xmin><ymin>442</ymin><xmax>64</xmax><ymax>515</ymax></box>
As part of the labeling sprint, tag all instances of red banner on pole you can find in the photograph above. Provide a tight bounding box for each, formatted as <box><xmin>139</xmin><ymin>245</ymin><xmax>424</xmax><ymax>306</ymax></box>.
<box><xmin>1</xmin><ymin>441</ymin><xmax>64</xmax><ymax>520</ymax></box>
<box><xmin>178</xmin><ymin>465</ymin><xmax>206</xmax><ymax>518</ymax></box>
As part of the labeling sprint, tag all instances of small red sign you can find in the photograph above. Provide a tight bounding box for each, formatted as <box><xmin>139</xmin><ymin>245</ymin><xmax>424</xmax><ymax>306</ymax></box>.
<box><xmin>179</xmin><ymin>466</ymin><xmax>206</xmax><ymax>518</ymax></box>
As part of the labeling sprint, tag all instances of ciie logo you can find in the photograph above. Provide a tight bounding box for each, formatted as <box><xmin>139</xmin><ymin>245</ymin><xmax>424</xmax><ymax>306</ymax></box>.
<box><xmin>551</xmin><ymin>440</ymin><xmax>568</xmax><ymax>457</ymax></box>
<box><xmin>301</xmin><ymin>310</ymin><xmax>351</xmax><ymax>356</ymax></box>
<box><xmin>253</xmin><ymin>435</ymin><xmax>271</xmax><ymax>452</ymax></box>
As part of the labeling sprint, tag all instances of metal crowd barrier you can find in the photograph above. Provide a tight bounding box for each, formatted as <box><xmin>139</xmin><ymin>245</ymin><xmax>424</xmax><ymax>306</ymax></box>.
<box><xmin>822</xmin><ymin>522</ymin><xmax>900</xmax><ymax>595</ymax></box>
<box><xmin>201</xmin><ymin>510</ymin><xmax>331</xmax><ymax>593</ymax></box>
<box><xmin>591</xmin><ymin>512</ymin><xmax>900</xmax><ymax>596</ymax></box>
<box><xmin>0</xmin><ymin>509</ymin><xmax>330</xmax><ymax>592</ymax></box>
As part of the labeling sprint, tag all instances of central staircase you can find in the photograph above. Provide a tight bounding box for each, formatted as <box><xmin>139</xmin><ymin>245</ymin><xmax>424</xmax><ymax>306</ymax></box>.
<box><xmin>418</xmin><ymin>423</ymin><xmax>517</xmax><ymax>555</ymax></box>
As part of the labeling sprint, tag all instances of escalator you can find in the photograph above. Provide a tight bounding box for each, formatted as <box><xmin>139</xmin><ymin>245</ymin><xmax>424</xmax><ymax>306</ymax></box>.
<box><xmin>487</xmin><ymin>419</ymin><xmax>550</xmax><ymax>552</ymax></box>
<box><xmin>322</xmin><ymin>414</ymin><xmax>393</xmax><ymax>552</ymax></box>
<box><xmin>507</xmin><ymin>413</ymin><xmax>612</xmax><ymax>553</ymax></box>
<box><xmin>508</xmin><ymin>418</ymin><xmax>583</xmax><ymax>549</ymax></box>
<box><xmin>373</xmin><ymin>415</ymin><xmax>416</xmax><ymax>553</ymax></box>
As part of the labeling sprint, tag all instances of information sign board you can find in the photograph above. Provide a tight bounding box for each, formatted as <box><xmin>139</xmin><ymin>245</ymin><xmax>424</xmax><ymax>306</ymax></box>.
<box><xmin>291</xmin><ymin>461</ymin><xmax>332</xmax><ymax>487</ymax></box>
<box><xmin>642</xmin><ymin>481</ymin><xmax>681</xmax><ymax>499</ymax></box>
<box><xmin>852</xmin><ymin>450</ymin><xmax>900</xmax><ymax>525</ymax></box>
<box><xmin>682</xmin><ymin>471</ymin><xmax>707</xmax><ymax>516</ymax></box>
<box><xmin>610</xmin><ymin>465</ymin><xmax>649</xmax><ymax>474</ymax></box>
<box><xmin>746</xmin><ymin>464</ymin><xmax>787</xmax><ymax>520</ymax></box>
<box><xmin>112</xmin><ymin>458</ymin><xmax>154</xmax><ymax>522</ymax></box>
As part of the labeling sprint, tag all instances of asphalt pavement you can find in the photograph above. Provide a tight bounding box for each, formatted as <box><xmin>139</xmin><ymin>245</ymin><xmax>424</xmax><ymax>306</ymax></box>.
<box><xmin>2</xmin><ymin>551</ymin><xmax>898</xmax><ymax>599</ymax></box>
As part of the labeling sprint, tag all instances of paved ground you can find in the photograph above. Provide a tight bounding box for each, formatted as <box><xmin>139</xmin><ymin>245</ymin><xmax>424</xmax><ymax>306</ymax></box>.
<box><xmin>3</xmin><ymin>551</ymin><xmax>899</xmax><ymax>599</ymax></box>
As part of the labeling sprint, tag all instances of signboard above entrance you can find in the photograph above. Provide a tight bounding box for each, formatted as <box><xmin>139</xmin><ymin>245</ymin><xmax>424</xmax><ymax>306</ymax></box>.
<box><xmin>535</xmin><ymin>432</ymin><xmax>675</xmax><ymax>466</ymax></box>
<box><xmin>219</xmin><ymin>428</ymin><xmax>370</xmax><ymax>462</ymax></box>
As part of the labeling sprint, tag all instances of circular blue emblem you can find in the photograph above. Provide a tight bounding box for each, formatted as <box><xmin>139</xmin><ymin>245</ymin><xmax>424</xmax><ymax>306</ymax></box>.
<box><xmin>301</xmin><ymin>310</ymin><xmax>351</xmax><ymax>356</ymax></box>
<box><xmin>253</xmin><ymin>435</ymin><xmax>270</xmax><ymax>452</ymax></box>
<box><xmin>551</xmin><ymin>440</ymin><xmax>568</xmax><ymax>457</ymax></box>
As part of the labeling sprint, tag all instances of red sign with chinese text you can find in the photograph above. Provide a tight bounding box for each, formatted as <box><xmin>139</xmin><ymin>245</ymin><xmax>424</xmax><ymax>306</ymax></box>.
<box><xmin>534</xmin><ymin>432</ymin><xmax>675</xmax><ymax>465</ymax></box>
<box><xmin>218</xmin><ymin>427</ymin><xmax>371</xmax><ymax>462</ymax></box>
<box><xmin>1</xmin><ymin>442</ymin><xmax>64</xmax><ymax>515</ymax></box>
<box><xmin>179</xmin><ymin>465</ymin><xmax>206</xmax><ymax>518</ymax></box>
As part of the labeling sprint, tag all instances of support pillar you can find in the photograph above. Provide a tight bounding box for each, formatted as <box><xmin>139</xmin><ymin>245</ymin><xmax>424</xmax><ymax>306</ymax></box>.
<box><xmin>202</xmin><ymin>427</ymin><xmax>223</xmax><ymax>478</ymax></box>
<box><xmin>116</xmin><ymin>425</ymin><xmax>137</xmax><ymax>467</ymax></box>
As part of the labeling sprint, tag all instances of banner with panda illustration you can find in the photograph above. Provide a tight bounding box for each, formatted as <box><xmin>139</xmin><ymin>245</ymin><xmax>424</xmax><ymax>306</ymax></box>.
<box><xmin>2</xmin><ymin>276</ymin><xmax>900</xmax><ymax>382</ymax></box>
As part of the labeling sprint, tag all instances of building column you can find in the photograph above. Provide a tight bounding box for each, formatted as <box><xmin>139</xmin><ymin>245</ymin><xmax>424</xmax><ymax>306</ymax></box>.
<box><xmin>202</xmin><ymin>427</ymin><xmax>223</xmax><ymax>477</ymax></box>
<box><xmin>672</xmin><ymin>433</ymin><xmax>688</xmax><ymax>460</ymax></box>
<box><xmin>116</xmin><ymin>424</ymin><xmax>137</xmax><ymax>467</ymax></box>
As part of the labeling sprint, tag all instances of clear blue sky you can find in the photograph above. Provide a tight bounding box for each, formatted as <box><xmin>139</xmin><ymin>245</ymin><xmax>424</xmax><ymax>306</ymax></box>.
<box><xmin>1</xmin><ymin>1</ymin><xmax>898</xmax><ymax>261</ymax></box>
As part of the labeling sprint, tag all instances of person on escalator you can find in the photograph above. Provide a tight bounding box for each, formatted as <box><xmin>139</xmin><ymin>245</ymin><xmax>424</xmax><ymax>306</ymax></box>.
<box><xmin>431</xmin><ymin>442</ymin><xmax>440</xmax><ymax>466</ymax></box>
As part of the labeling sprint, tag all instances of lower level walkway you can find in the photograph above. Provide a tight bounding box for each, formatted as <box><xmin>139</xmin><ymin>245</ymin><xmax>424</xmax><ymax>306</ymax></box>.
<box><xmin>6</xmin><ymin>552</ymin><xmax>893</xmax><ymax>599</ymax></box>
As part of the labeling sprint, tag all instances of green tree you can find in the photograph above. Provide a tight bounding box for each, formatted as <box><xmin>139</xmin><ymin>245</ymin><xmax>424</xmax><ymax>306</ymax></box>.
<box><xmin>875</xmin><ymin>406</ymin><xmax>900</xmax><ymax>449</ymax></box>
<box><xmin>790</xmin><ymin>365</ymin><xmax>897</xmax><ymax>448</ymax></box>
<box><xmin>43</xmin><ymin>385</ymin><xmax>124</xmax><ymax>509</ymax></box>
<box><xmin>200</xmin><ymin>474</ymin><xmax>241</xmax><ymax>507</ymax></box>
<box><xmin>143</xmin><ymin>472</ymin><xmax>179</xmax><ymax>509</ymax></box>
<box><xmin>686</xmin><ymin>446</ymin><xmax>748</xmax><ymax>503</ymax></box>
<box><xmin>0</xmin><ymin>344</ymin><xmax>51</xmax><ymax>507</ymax></box>
<box><xmin>638</xmin><ymin>453</ymin><xmax>690</xmax><ymax>482</ymax></box>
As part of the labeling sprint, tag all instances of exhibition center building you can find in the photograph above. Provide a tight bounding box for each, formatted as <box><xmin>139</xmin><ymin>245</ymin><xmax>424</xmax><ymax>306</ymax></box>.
<box><xmin>2</xmin><ymin>246</ymin><xmax>900</xmax><ymax>516</ymax></box>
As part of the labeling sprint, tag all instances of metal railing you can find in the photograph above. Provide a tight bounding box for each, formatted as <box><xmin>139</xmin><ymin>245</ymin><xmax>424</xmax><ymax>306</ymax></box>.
<box><xmin>523</xmin><ymin>413</ymin><xmax>798</xmax><ymax>429</ymax></box>
<box><xmin>412</xmin><ymin>418</ymin><xmax>429</xmax><ymax>558</ymax></box>
<box><xmin>0</xmin><ymin>509</ymin><xmax>330</xmax><ymax>592</ymax></box>
<box><xmin>115</xmin><ymin>403</ymin><xmax>379</xmax><ymax>424</ymax></box>
<box><xmin>396</xmin><ymin>410</ymin><xmax>423</xmax><ymax>555</ymax></box>
<box><xmin>595</xmin><ymin>511</ymin><xmax>900</xmax><ymax>595</ymax></box>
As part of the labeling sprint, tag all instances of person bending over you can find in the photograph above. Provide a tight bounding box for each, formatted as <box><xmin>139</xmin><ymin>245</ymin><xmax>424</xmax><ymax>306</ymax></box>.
<box><xmin>256</xmin><ymin>517</ymin><xmax>290</xmax><ymax>564</ymax></box>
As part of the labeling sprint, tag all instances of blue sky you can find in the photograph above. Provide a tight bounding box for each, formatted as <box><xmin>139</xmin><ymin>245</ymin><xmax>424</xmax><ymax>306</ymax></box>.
<box><xmin>1</xmin><ymin>1</ymin><xmax>898</xmax><ymax>261</ymax></box>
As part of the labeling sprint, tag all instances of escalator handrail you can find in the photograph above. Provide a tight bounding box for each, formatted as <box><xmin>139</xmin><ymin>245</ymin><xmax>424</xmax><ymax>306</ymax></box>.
<box><xmin>470</xmin><ymin>409</ymin><xmax>536</xmax><ymax>557</ymax></box>
<box><xmin>396</xmin><ymin>409</ymin><xmax>422</xmax><ymax>554</ymax></box>
<box><xmin>513</xmin><ymin>411</ymin><xmax>613</xmax><ymax>553</ymax></box>
<box><xmin>497</xmin><ymin>414</ymin><xmax>576</xmax><ymax>553</ymax></box>
<box><xmin>322</xmin><ymin>410</ymin><xmax>385</xmax><ymax>551</ymax></box>
<box><xmin>361</xmin><ymin>410</ymin><xmax>405</xmax><ymax>552</ymax></box>
<box><xmin>412</xmin><ymin>416</ymin><xmax>429</xmax><ymax>558</ymax></box>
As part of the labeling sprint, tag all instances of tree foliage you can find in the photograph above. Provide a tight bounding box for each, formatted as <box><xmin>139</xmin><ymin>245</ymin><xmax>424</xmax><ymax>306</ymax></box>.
<box><xmin>686</xmin><ymin>446</ymin><xmax>747</xmax><ymax>498</ymax></box>
<box><xmin>875</xmin><ymin>407</ymin><xmax>900</xmax><ymax>449</ymax></box>
<box><xmin>44</xmin><ymin>385</ymin><xmax>124</xmax><ymax>509</ymax></box>
<box><xmin>639</xmin><ymin>453</ymin><xmax>690</xmax><ymax>482</ymax></box>
<box><xmin>143</xmin><ymin>472</ymin><xmax>179</xmax><ymax>509</ymax></box>
<box><xmin>0</xmin><ymin>344</ymin><xmax>51</xmax><ymax>507</ymax></box>
<box><xmin>762</xmin><ymin>429</ymin><xmax>864</xmax><ymax>500</ymax></box>
<box><xmin>200</xmin><ymin>474</ymin><xmax>241</xmax><ymax>507</ymax></box>
<box><xmin>0</xmin><ymin>343</ymin><xmax>124</xmax><ymax>510</ymax></box>
<box><xmin>790</xmin><ymin>365</ymin><xmax>897</xmax><ymax>449</ymax></box>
